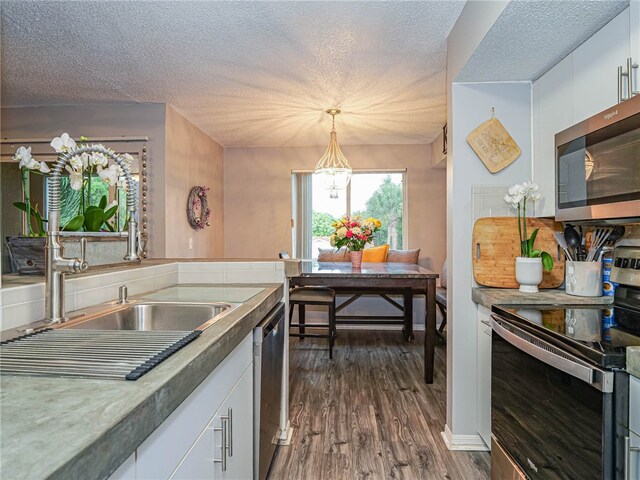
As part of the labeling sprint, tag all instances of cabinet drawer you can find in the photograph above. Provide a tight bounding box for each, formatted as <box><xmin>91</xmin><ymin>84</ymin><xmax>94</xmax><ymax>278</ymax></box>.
<box><xmin>137</xmin><ymin>333</ymin><xmax>253</xmax><ymax>480</ymax></box>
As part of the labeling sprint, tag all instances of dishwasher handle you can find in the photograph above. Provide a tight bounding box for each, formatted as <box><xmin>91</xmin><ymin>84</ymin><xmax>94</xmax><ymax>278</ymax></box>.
<box><xmin>257</xmin><ymin>303</ymin><xmax>284</xmax><ymax>339</ymax></box>
<box><xmin>491</xmin><ymin>315</ymin><xmax>614</xmax><ymax>393</ymax></box>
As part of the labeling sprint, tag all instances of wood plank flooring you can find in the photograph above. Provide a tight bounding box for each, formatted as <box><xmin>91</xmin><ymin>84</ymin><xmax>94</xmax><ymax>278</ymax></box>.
<box><xmin>268</xmin><ymin>330</ymin><xmax>491</xmax><ymax>480</ymax></box>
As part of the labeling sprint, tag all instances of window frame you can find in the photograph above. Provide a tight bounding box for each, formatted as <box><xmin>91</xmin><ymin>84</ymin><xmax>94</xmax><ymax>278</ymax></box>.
<box><xmin>292</xmin><ymin>168</ymin><xmax>408</xmax><ymax>258</ymax></box>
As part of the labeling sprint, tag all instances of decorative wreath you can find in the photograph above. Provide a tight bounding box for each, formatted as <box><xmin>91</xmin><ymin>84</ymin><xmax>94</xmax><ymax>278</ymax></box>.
<box><xmin>187</xmin><ymin>186</ymin><xmax>211</xmax><ymax>230</ymax></box>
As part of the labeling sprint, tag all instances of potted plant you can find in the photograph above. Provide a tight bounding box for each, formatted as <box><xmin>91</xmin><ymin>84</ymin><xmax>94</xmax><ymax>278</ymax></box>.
<box><xmin>329</xmin><ymin>215</ymin><xmax>382</xmax><ymax>268</ymax></box>
<box><xmin>504</xmin><ymin>181</ymin><xmax>553</xmax><ymax>292</ymax></box>
<box><xmin>6</xmin><ymin>133</ymin><xmax>136</xmax><ymax>274</ymax></box>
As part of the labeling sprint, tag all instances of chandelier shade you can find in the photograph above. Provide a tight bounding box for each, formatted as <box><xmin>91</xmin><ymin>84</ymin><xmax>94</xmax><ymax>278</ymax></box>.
<box><xmin>314</xmin><ymin>109</ymin><xmax>352</xmax><ymax>196</ymax></box>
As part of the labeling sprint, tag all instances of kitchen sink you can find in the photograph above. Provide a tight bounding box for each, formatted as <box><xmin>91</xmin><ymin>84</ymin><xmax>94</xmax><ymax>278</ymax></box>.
<box><xmin>59</xmin><ymin>301</ymin><xmax>236</xmax><ymax>332</ymax></box>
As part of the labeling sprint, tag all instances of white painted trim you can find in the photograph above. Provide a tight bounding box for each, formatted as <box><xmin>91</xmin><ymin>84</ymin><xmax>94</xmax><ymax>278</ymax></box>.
<box><xmin>277</xmin><ymin>421</ymin><xmax>293</xmax><ymax>446</ymax></box>
<box><xmin>441</xmin><ymin>424</ymin><xmax>490</xmax><ymax>452</ymax></box>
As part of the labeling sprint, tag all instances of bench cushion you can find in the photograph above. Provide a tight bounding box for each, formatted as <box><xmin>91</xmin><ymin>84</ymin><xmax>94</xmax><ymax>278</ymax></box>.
<box><xmin>435</xmin><ymin>287</ymin><xmax>447</xmax><ymax>306</ymax></box>
<box><xmin>317</xmin><ymin>248</ymin><xmax>350</xmax><ymax>262</ymax></box>
<box><xmin>386</xmin><ymin>248</ymin><xmax>420</xmax><ymax>264</ymax></box>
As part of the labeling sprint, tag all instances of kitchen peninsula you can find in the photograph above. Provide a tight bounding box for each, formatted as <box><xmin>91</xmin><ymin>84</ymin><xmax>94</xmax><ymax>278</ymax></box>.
<box><xmin>0</xmin><ymin>260</ymin><xmax>286</xmax><ymax>479</ymax></box>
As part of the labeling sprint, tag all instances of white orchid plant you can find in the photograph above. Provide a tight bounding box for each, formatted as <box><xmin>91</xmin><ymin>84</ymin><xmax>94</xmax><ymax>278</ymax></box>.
<box><xmin>504</xmin><ymin>181</ymin><xmax>553</xmax><ymax>272</ymax></box>
<box><xmin>12</xmin><ymin>133</ymin><xmax>134</xmax><ymax>235</ymax></box>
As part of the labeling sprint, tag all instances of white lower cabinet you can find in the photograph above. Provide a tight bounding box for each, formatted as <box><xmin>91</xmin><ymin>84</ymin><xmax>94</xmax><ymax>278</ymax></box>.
<box><xmin>477</xmin><ymin>304</ymin><xmax>492</xmax><ymax>449</ymax></box>
<box><xmin>171</xmin><ymin>365</ymin><xmax>253</xmax><ymax>480</ymax></box>
<box><xmin>110</xmin><ymin>333</ymin><xmax>254</xmax><ymax>480</ymax></box>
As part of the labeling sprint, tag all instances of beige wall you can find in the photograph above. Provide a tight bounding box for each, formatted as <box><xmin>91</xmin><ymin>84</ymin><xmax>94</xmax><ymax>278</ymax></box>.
<box><xmin>164</xmin><ymin>106</ymin><xmax>224</xmax><ymax>258</ymax></box>
<box><xmin>0</xmin><ymin>104</ymin><xmax>168</xmax><ymax>257</ymax></box>
<box><xmin>223</xmin><ymin>144</ymin><xmax>446</xmax><ymax>271</ymax></box>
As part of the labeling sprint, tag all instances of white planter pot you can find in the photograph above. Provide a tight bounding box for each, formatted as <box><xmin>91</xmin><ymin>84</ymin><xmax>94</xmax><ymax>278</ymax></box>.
<box><xmin>515</xmin><ymin>257</ymin><xmax>543</xmax><ymax>293</ymax></box>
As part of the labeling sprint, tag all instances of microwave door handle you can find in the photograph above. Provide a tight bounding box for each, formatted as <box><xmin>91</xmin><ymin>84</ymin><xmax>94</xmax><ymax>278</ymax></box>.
<box><xmin>490</xmin><ymin>316</ymin><xmax>613</xmax><ymax>393</ymax></box>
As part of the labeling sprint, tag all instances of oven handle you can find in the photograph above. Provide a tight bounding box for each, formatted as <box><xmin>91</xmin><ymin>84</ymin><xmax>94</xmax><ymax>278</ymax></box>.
<box><xmin>491</xmin><ymin>315</ymin><xmax>614</xmax><ymax>393</ymax></box>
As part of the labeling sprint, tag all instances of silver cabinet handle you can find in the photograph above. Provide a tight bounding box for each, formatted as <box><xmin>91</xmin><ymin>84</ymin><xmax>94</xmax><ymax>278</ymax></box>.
<box><xmin>490</xmin><ymin>315</ymin><xmax>614</xmax><ymax>392</ymax></box>
<box><xmin>629</xmin><ymin>57</ymin><xmax>639</xmax><ymax>97</ymax></box>
<box><xmin>619</xmin><ymin>65</ymin><xmax>625</xmax><ymax>103</ymax></box>
<box><xmin>227</xmin><ymin>407</ymin><xmax>233</xmax><ymax>457</ymax></box>
<box><xmin>213</xmin><ymin>415</ymin><xmax>229</xmax><ymax>471</ymax></box>
<box><xmin>625</xmin><ymin>436</ymin><xmax>640</xmax><ymax>480</ymax></box>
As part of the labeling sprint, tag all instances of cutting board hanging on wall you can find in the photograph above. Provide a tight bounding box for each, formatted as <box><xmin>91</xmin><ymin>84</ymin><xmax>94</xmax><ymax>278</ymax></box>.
<box><xmin>466</xmin><ymin>117</ymin><xmax>521</xmax><ymax>173</ymax></box>
<box><xmin>472</xmin><ymin>217</ymin><xmax>565</xmax><ymax>289</ymax></box>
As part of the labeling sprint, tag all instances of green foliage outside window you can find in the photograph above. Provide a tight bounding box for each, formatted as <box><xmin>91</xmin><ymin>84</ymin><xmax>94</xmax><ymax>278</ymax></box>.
<box><xmin>312</xmin><ymin>211</ymin><xmax>335</xmax><ymax>237</ymax></box>
<box><xmin>354</xmin><ymin>176</ymin><xmax>403</xmax><ymax>249</ymax></box>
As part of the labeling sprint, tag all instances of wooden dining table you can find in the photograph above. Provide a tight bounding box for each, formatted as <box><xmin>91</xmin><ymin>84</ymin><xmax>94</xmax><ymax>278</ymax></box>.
<box><xmin>288</xmin><ymin>261</ymin><xmax>439</xmax><ymax>384</ymax></box>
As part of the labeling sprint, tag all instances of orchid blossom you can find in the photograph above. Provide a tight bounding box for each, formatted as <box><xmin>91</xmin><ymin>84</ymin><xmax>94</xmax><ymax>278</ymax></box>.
<box><xmin>50</xmin><ymin>133</ymin><xmax>77</xmax><ymax>153</ymax></box>
<box><xmin>65</xmin><ymin>165</ymin><xmax>84</xmax><ymax>191</ymax></box>
<box><xmin>97</xmin><ymin>164</ymin><xmax>120</xmax><ymax>187</ymax></box>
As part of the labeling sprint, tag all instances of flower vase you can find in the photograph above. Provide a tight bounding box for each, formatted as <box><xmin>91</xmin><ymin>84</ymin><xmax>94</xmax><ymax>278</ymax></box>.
<box><xmin>515</xmin><ymin>257</ymin><xmax>543</xmax><ymax>293</ymax></box>
<box><xmin>350</xmin><ymin>250</ymin><xmax>363</xmax><ymax>269</ymax></box>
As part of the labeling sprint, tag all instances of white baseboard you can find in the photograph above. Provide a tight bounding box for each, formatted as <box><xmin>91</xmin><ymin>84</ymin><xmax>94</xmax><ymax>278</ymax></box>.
<box><xmin>441</xmin><ymin>424</ymin><xmax>490</xmax><ymax>451</ymax></box>
<box><xmin>276</xmin><ymin>421</ymin><xmax>293</xmax><ymax>445</ymax></box>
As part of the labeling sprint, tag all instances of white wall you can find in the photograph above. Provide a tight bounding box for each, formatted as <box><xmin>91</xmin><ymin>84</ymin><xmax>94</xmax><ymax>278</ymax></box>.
<box><xmin>164</xmin><ymin>106</ymin><xmax>224</xmax><ymax>258</ymax></box>
<box><xmin>447</xmin><ymin>81</ymin><xmax>532</xmax><ymax>446</ymax></box>
<box><xmin>223</xmin><ymin>144</ymin><xmax>446</xmax><ymax>272</ymax></box>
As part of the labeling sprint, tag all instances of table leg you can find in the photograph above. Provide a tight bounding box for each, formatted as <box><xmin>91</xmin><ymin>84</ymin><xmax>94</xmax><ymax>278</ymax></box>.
<box><xmin>403</xmin><ymin>288</ymin><xmax>414</xmax><ymax>342</ymax></box>
<box><xmin>424</xmin><ymin>279</ymin><xmax>436</xmax><ymax>384</ymax></box>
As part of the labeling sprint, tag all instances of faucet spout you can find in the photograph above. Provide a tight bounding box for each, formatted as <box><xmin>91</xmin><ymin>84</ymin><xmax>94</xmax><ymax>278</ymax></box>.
<box><xmin>44</xmin><ymin>145</ymin><xmax>140</xmax><ymax>323</ymax></box>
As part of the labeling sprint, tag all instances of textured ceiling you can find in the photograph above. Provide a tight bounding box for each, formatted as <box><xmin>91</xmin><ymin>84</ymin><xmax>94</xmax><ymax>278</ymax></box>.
<box><xmin>0</xmin><ymin>1</ymin><xmax>465</xmax><ymax>147</ymax></box>
<box><xmin>457</xmin><ymin>0</ymin><xmax>629</xmax><ymax>82</ymax></box>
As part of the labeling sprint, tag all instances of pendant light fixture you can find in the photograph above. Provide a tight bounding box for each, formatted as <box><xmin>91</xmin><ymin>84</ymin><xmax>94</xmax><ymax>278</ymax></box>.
<box><xmin>314</xmin><ymin>109</ymin><xmax>352</xmax><ymax>199</ymax></box>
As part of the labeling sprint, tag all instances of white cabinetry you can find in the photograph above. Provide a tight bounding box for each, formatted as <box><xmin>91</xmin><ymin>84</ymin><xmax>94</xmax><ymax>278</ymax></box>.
<box><xmin>631</xmin><ymin>1</ymin><xmax>640</xmax><ymax>62</ymax></box>
<box><xmin>111</xmin><ymin>333</ymin><xmax>254</xmax><ymax>480</ymax></box>
<box><xmin>171</xmin><ymin>365</ymin><xmax>253</xmax><ymax>480</ymax></box>
<box><xmin>572</xmin><ymin>10</ymin><xmax>630</xmax><ymax>122</ymax></box>
<box><xmin>477</xmin><ymin>304</ymin><xmax>492</xmax><ymax>448</ymax></box>
<box><xmin>532</xmin><ymin>55</ymin><xmax>574</xmax><ymax>217</ymax></box>
<box><xmin>629</xmin><ymin>375</ymin><xmax>640</xmax><ymax>480</ymax></box>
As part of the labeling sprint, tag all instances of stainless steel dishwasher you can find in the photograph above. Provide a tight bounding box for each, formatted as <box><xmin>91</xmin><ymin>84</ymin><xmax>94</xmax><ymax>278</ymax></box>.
<box><xmin>253</xmin><ymin>302</ymin><xmax>285</xmax><ymax>480</ymax></box>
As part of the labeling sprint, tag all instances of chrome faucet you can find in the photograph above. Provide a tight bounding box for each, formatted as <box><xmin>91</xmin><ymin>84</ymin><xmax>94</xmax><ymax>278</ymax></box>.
<box><xmin>44</xmin><ymin>145</ymin><xmax>140</xmax><ymax>323</ymax></box>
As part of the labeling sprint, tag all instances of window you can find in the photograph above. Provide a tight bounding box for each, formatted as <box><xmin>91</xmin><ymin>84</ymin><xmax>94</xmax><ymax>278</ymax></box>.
<box><xmin>294</xmin><ymin>171</ymin><xmax>406</xmax><ymax>258</ymax></box>
<box><xmin>47</xmin><ymin>172</ymin><xmax>138</xmax><ymax>231</ymax></box>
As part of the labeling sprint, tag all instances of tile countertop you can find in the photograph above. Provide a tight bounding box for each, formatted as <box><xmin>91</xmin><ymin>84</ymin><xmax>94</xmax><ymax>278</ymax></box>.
<box><xmin>472</xmin><ymin>287</ymin><xmax>614</xmax><ymax>309</ymax></box>
<box><xmin>628</xmin><ymin>347</ymin><xmax>640</xmax><ymax>379</ymax></box>
<box><xmin>0</xmin><ymin>283</ymin><xmax>284</xmax><ymax>480</ymax></box>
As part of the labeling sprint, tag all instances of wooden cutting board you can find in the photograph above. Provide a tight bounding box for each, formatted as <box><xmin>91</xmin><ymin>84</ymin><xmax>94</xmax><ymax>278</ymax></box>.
<box><xmin>472</xmin><ymin>217</ymin><xmax>565</xmax><ymax>289</ymax></box>
<box><xmin>466</xmin><ymin>118</ymin><xmax>521</xmax><ymax>173</ymax></box>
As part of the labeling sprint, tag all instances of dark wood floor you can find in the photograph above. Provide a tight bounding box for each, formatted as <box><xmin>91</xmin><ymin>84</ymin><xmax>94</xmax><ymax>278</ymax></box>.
<box><xmin>268</xmin><ymin>330</ymin><xmax>490</xmax><ymax>480</ymax></box>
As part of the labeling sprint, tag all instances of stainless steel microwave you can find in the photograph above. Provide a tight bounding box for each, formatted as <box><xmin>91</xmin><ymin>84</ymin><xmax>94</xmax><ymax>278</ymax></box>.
<box><xmin>555</xmin><ymin>94</ymin><xmax>640</xmax><ymax>221</ymax></box>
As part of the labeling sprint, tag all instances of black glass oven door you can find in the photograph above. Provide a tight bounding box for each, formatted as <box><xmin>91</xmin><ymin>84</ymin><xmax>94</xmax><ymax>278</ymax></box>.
<box><xmin>491</xmin><ymin>316</ymin><xmax>615</xmax><ymax>479</ymax></box>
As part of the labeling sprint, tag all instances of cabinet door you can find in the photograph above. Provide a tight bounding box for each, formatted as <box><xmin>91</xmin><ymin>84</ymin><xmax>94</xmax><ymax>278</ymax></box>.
<box><xmin>573</xmin><ymin>8</ymin><xmax>630</xmax><ymax>121</ymax></box>
<box><xmin>631</xmin><ymin>376</ymin><xmax>640</xmax><ymax>436</ymax></box>
<box><xmin>170</xmin><ymin>427</ymin><xmax>215</xmax><ymax>479</ymax></box>
<box><xmin>532</xmin><ymin>55</ymin><xmax>573</xmax><ymax>217</ymax></box>
<box><xmin>214</xmin><ymin>365</ymin><xmax>254</xmax><ymax>480</ymax></box>
<box><xmin>477</xmin><ymin>305</ymin><xmax>492</xmax><ymax>448</ymax></box>
<box><xmin>137</xmin><ymin>334</ymin><xmax>253</xmax><ymax>480</ymax></box>
<box><xmin>631</xmin><ymin>1</ymin><xmax>640</xmax><ymax>94</ymax></box>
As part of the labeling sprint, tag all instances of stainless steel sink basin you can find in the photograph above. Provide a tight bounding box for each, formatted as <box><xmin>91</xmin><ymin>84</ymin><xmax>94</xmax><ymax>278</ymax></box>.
<box><xmin>59</xmin><ymin>301</ymin><xmax>235</xmax><ymax>332</ymax></box>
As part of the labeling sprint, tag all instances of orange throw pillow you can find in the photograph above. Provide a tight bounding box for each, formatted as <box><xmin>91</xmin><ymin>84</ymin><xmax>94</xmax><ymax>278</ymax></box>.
<box><xmin>362</xmin><ymin>244</ymin><xmax>389</xmax><ymax>262</ymax></box>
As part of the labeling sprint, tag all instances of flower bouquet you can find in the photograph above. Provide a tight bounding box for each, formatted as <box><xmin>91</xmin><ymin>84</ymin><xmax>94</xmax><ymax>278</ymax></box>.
<box><xmin>329</xmin><ymin>215</ymin><xmax>382</xmax><ymax>268</ymax></box>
